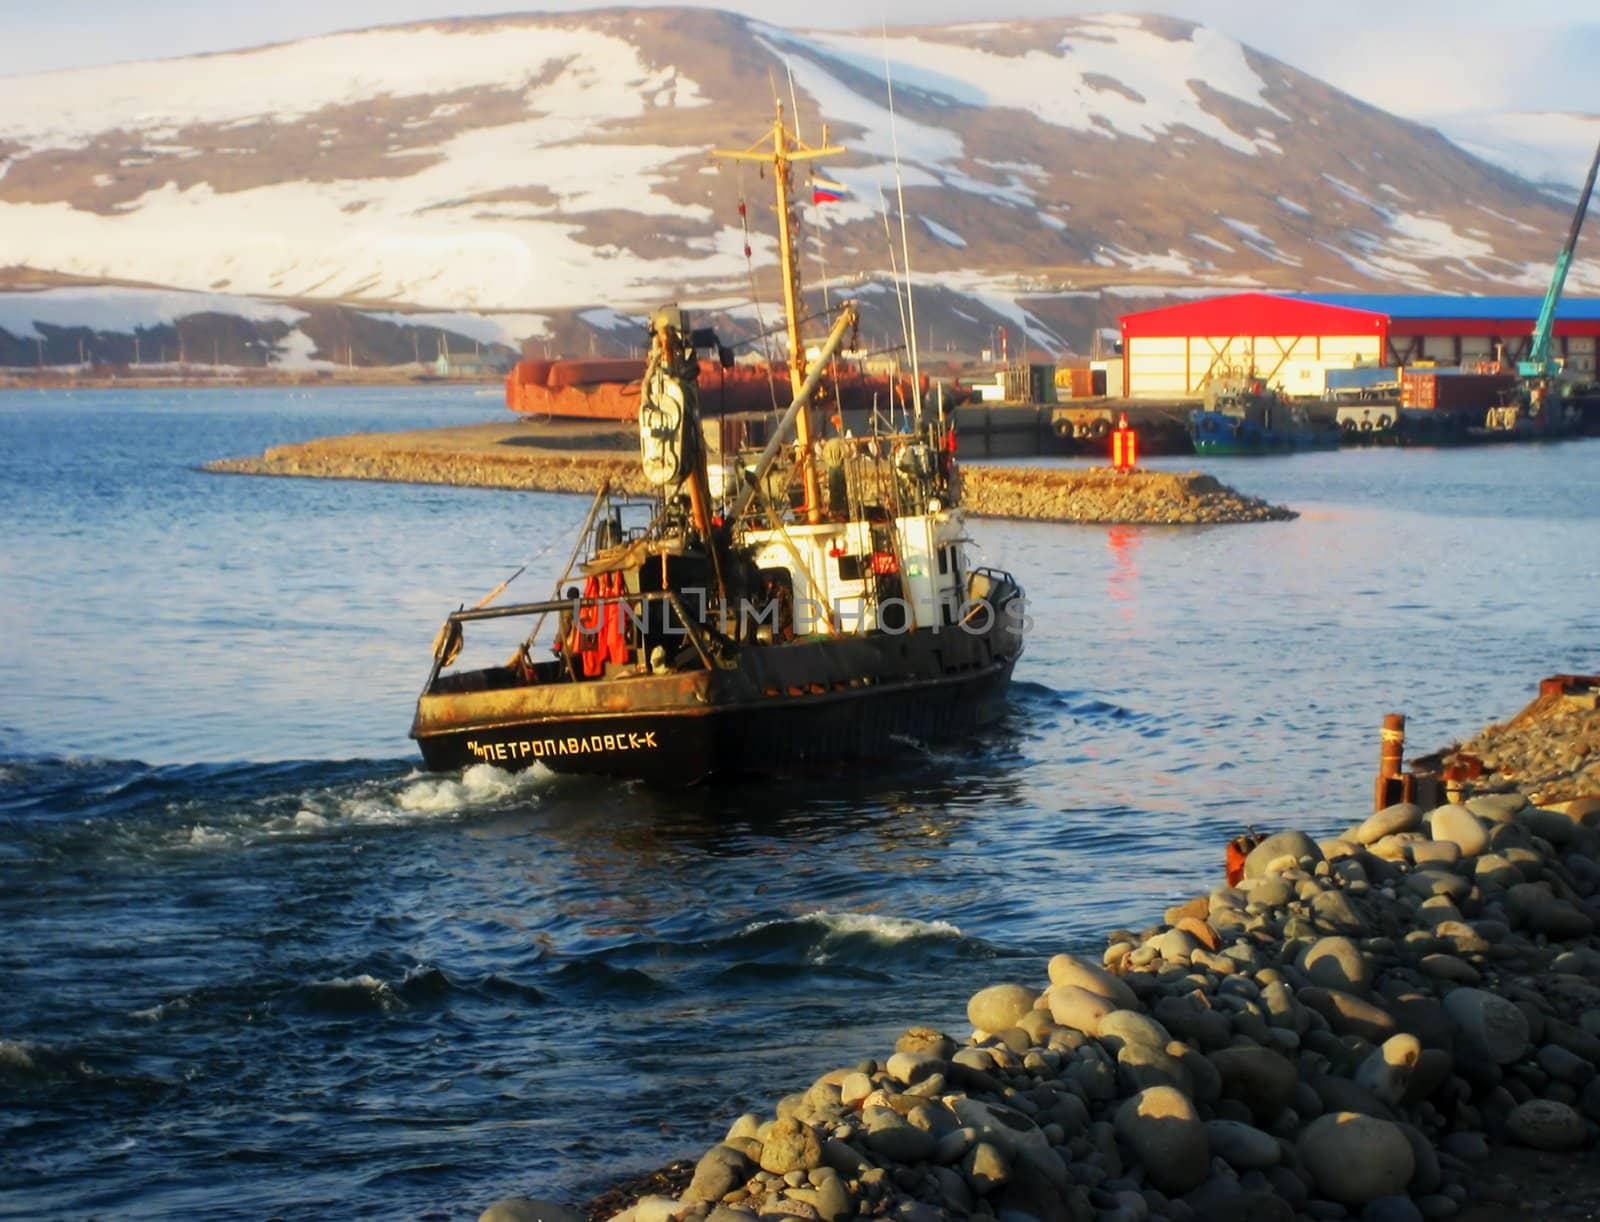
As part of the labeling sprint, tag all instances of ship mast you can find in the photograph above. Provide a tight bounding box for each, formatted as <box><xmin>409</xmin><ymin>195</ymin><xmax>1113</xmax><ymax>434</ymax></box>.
<box><xmin>714</xmin><ymin>101</ymin><xmax>843</xmax><ymax>523</ymax></box>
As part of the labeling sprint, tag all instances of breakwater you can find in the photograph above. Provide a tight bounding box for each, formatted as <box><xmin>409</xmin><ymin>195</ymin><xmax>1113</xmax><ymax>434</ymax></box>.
<box><xmin>202</xmin><ymin>421</ymin><xmax>1293</xmax><ymax>525</ymax></box>
<box><xmin>483</xmin><ymin>681</ymin><xmax>1600</xmax><ymax>1222</ymax></box>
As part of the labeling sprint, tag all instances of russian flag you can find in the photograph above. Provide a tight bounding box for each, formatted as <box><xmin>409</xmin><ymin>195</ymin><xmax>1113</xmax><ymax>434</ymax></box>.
<box><xmin>812</xmin><ymin>175</ymin><xmax>848</xmax><ymax>205</ymax></box>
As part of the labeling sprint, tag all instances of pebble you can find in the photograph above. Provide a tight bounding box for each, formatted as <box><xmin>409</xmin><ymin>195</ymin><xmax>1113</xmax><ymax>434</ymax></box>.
<box><xmin>1044</xmin><ymin>983</ymin><xmax>1118</xmax><ymax>1035</ymax></box>
<box><xmin>1114</xmin><ymin>1086</ymin><xmax>1210</xmax><ymax>1195</ymax></box>
<box><xmin>1410</xmin><ymin>840</ymin><xmax>1462</xmax><ymax>868</ymax></box>
<box><xmin>1204</xmin><ymin>1118</ymin><xmax>1281</xmax><ymax>1169</ymax></box>
<box><xmin>1429</xmin><ymin>806</ymin><xmax>1490</xmax><ymax>857</ymax></box>
<box><xmin>685</xmin><ymin>1146</ymin><xmax>756</xmax><ymax>1203</ymax></box>
<box><xmin>1243</xmin><ymin>831</ymin><xmax>1323</xmax><ymax>879</ymax></box>
<box><xmin>1299</xmin><ymin>987</ymin><xmax>1397</xmax><ymax>1042</ymax></box>
<box><xmin>1418</xmin><ymin>953</ymin><xmax>1480</xmax><ymax>985</ymax></box>
<box><xmin>1506</xmin><ymin>1098</ymin><xmax>1587</xmax><ymax>1150</ymax></box>
<box><xmin>966</xmin><ymin>983</ymin><xmax>1038</xmax><ymax>1034</ymax></box>
<box><xmin>1310</xmin><ymin>888</ymin><xmax>1366</xmax><ymax>933</ymax></box>
<box><xmin>1248</xmin><ymin>876</ymin><xmax>1294</xmax><ymax>907</ymax></box>
<box><xmin>589</xmin><ymin>698</ymin><xmax>1600</xmax><ymax>1222</ymax></box>
<box><xmin>1357</xmin><ymin>803</ymin><xmax>1424</xmax><ymax>845</ymax></box>
<box><xmin>1442</xmin><ymin>988</ymin><xmax>1530</xmax><ymax>1064</ymax></box>
<box><xmin>1300</xmin><ymin>935</ymin><xmax>1373</xmax><ymax>993</ymax></box>
<box><xmin>481</xmin><ymin>1200</ymin><xmax>587</xmax><ymax>1222</ymax></box>
<box><xmin>1097</xmin><ymin>1010</ymin><xmax>1172</xmax><ymax>1052</ymax></box>
<box><xmin>1211</xmin><ymin>1044</ymin><xmax>1298</xmax><ymax>1125</ymax></box>
<box><xmin>1466</xmin><ymin>793</ymin><xmax>1529</xmax><ymax>822</ymax></box>
<box><xmin>1047</xmin><ymin>952</ymin><xmax>1140</xmax><ymax>1009</ymax></box>
<box><xmin>759</xmin><ymin>1117</ymin><xmax>822</xmax><ymax>1174</ymax></box>
<box><xmin>1355</xmin><ymin>1034</ymin><xmax>1422</xmax><ymax>1106</ymax></box>
<box><xmin>961</xmin><ymin>1141</ymin><xmax>1009</xmax><ymax>1194</ymax></box>
<box><xmin>1298</xmin><ymin>1112</ymin><xmax>1415</xmax><ymax>1205</ymax></box>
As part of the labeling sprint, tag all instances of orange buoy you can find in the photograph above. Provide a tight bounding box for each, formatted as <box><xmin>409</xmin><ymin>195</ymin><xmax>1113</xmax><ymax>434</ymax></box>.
<box><xmin>1226</xmin><ymin>828</ymin><xmax>1266</xmax><ymax>886</ymax></box>
<box><xmin>1111</xmin><ymin>413</ymin><xmax>1138</xmax><ymax>472</ymax></box>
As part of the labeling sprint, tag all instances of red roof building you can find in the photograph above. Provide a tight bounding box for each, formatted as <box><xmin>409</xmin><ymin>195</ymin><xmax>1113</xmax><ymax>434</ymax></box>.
<box><xmin>1116</xmin><ymin>292</ymin><xmax>1600</xmax><ymax>398</ymax></box>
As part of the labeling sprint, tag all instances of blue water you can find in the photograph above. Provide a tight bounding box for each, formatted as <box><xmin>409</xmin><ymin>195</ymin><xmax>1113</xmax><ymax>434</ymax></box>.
<box><xmin>2</xmin><ymin>386</ymin><xmax>1597</xmax><ymax>1219</ymax></box>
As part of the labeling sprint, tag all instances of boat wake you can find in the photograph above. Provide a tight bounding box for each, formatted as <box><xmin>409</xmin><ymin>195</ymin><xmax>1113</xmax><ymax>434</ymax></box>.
<box><xmin>0</xmin><ymin>754</ymin><xmax>554</xmax><ymax>864</ymax></box>
<box><xmin>721</xmin><ymin>909</ymin><xmax>994</xmax><ymax>968</ymax></box>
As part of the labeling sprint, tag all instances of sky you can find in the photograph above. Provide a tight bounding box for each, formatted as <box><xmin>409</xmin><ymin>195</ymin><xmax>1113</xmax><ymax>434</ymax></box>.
<box><xmin>2</xmin><ymin>0</ymin><xmax>1596</xmax><ymax>121</ymax></box>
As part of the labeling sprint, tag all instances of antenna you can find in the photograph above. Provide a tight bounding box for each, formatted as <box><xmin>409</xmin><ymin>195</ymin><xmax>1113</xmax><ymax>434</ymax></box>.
<box><xmin>711</xmin><ymin>105</ymin><xmax>844</xmax><ymax>523</ymax></box>
<box><xmin>879</xmin><ymin>186</ymin><xmax>912</xmax><ymax>428</ymax></box>
<box><xmin>786</xmin><ymin>59</ymin><xmax>834</xmax><ymax>322</ymax></box>
<box><xmin>882</xmin><ymin>23</ymin><xmax>921</xmax><ymax>424</ymax></box>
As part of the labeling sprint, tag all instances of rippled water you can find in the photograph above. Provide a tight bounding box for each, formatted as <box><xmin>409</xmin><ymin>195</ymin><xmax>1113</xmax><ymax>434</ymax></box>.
<box><xmin>2</xmin><ymin>387</ymin><xmax>1597</xmax><ymax>1218</ymax></box>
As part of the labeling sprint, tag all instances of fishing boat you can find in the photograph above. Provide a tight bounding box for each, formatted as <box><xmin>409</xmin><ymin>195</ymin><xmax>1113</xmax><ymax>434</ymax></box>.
<box><xmin>409</xmin><ymin>105</ymin><xmax>1027</xmax><ymax>785</ymax></box>
<box><xmin>1189</xmin><ymin>371</ymin><xmax>1340</xmax><ymax>456</ymax></box>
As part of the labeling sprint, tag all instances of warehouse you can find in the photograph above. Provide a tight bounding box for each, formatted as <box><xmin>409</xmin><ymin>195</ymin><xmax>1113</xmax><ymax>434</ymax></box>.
<box><xmin>1117</xmin><ymin>292</ymin><xmax>1600</xmax><ymax>399</ymax></box>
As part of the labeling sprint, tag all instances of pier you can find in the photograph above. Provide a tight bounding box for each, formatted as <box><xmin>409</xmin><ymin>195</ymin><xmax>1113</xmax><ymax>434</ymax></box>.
<box><xmin>203</xmin><ymin>419</ymin><xmax>1293</xmax><ymax>526</ymax></box>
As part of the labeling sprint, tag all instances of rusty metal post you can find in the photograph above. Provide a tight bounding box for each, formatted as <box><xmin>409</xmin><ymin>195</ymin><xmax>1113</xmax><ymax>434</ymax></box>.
<box><xmin>1374</xmin><ymin>713</ymin><xmax>1411</xmax><ymax>811</ymax></box>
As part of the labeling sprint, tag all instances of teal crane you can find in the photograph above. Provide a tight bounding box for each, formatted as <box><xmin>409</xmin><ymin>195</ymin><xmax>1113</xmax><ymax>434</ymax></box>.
<box><xmin>1517</xmin><ymin>135</ymin><xmax>1600</xmax><ymax>382</ymax></box>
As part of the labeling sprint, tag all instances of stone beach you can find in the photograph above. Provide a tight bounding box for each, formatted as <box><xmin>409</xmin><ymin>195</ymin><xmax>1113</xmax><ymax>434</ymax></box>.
<box><xmin>480</xmin><ymin>682</ymin><xmax>1600</xmax><ymax>1222</ymax></box>
<box><xmin>203</xmin><ymin>420</ymin><xmax>1293</xmax><ymax>526</ymax></box>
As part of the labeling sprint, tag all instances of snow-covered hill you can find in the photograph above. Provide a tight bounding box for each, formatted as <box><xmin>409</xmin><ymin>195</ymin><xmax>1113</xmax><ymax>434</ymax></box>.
<box><xmin>1435</xmin><ymin>112</ymin><xmax>1600</xmax><ymax>201</ymax></box>
<box><xmin>0</xmin><ymin>7</ymin><xmax>1594</xmax><ymax>359</ymax></box>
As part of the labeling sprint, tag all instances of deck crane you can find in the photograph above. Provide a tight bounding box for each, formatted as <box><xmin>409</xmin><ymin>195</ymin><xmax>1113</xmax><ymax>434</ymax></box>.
<box><xmin>1492</xmin><ymin>135</ymin><xmax>1600</xmax><ymax>432</ymax></box>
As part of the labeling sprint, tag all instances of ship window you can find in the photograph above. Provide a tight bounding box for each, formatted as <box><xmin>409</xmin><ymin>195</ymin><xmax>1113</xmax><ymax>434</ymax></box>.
<box><xmin>938</xmin><ymin>546</ymin><xmax>949</xmax><ymax>575</ymax></box>
<box><xmin>837</xmin><ymin>554</ymin><xmax>863</xmax><ymax>582</ymax></box>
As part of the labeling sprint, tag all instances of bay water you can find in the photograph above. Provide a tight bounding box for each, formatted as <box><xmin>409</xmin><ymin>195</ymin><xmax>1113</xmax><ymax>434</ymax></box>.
<box><xmin>2</xmin><ymin>386</ymin><xmax>1597</xmax><ymax>1218</ymax></box>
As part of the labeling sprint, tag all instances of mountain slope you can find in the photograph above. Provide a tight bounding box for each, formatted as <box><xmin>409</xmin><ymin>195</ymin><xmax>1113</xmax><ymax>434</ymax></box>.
<box><xmin>1435</xmin><ymin>111</ymin><xmax>1600</xmax><ymax>201</ymax></box>
<box><xmin>0</xmin><ymin>7</ymin><xmax>1593</xmax><ymax>358</ymax></box>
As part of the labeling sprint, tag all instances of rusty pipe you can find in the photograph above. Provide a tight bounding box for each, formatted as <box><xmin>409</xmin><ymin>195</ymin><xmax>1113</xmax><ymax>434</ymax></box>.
<box><xmin>1374</xmin><ymin>712</ymin><xmax>1410</xmax><ymax>812</ymax></box>
<box><xmin>1379</xmin><ymin>713</ymin><xmax>1405</xmax><ymax>778</ymax></box>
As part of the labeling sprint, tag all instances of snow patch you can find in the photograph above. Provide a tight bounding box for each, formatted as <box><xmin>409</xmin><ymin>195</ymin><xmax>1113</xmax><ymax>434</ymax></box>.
<box><xmin>1317</xmin><ymin>234</ymin><xmax>1432</xmax><ymax>288</ymax></box>
<box><xmin>1219</xmin><ymin>217</ymin><xmax>1301</xmax><ymax>266</ymax></box>
<box><xmin>1382</xmin><ymin>212</ymin><xmax>1498</xmax><ymax>263</ymax></box>
<box><xmin>0</xmin><ymin>25</ymin><xmax>707</xmax><ymax>152</ymax></box>
<box><xmin>360</xmin><ymin>310</ymin><xmax>549</xmax><ymax>348</ymax></box>
<box><xmin>579</xmin><ymin>307</ymin><xmax>645</xmax><ymax>332</ymax></box>
<box><xmin>0</xmin><ymin>285</ymin><xmax>305</xmax><ymax>341</ymax></box>
<box><xmin>792</xmin><ymin>17</ymin><xmax>1286</xmax><ymax>157</ymax></box>
<box><xmin>1322</xmin><ymin>174</ymin><xmax>1383</xmax><ymax>211</ymax></box>
<box><xmin>1099</xmin><ymin>246</ymin><xmax>1197</xmax><ymax>275</ymax></box>
<box><xmin>920</xmin><ymin>217</ymin><xmax>967</xmax><ymax>248</ymax></box>
<box><xmin>272</xmin><ymin>329</ymin><xmax>335</xmax><ymax>370</ymax></box>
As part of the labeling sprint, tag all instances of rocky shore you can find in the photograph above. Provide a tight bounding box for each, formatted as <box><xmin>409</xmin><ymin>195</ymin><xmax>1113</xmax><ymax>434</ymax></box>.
<box><xmin>480</xmin><ymin>680</ymin><xmax>1600</xmax><ymax>1222</ymax></box>
<box><xmin>202</xmin><ymin>421</ymin><xmax>1293</xmax><ymax>526</ymax></box>
<box><xmin>962</xmin><ymin>468</ymin><xmax>1291</xmax><ymax>526</ymax></box>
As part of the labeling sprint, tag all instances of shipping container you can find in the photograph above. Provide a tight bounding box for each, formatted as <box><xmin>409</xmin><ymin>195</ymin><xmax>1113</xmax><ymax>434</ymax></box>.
<box><xmin>1400</xmin><ymin>370</ymin><xmax>1517</xmax><ymax>411</ymax></box>
<box><xmin>1056</xmin><ymin>367</ymin><xmax>1097</xmax><ymax>399</ymax></box>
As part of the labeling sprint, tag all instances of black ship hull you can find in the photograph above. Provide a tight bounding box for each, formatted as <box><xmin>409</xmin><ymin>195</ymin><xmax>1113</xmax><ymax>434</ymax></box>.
<box><xmin>414</xmin><ymin>660</ymin><xmax>1014</xmax><ymax>784</ymax></box>
<box><xmin>412</xmin><ymin>616</ymin><xmax>1022</xmax><ymax>786</ymax></box>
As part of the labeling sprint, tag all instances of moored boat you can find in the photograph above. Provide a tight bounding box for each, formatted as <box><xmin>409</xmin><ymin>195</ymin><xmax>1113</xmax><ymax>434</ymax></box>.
<box><xmin>1188</xmin><ymin>373</ymin><xmax>1340</xmax><ymax>456</ymax></box>
<box><xmin>411</xmin><ymin>106</ymin><xmax>1027</xmax><ymax>784</ymax></box>
<box><xmin>506</xmin><ymin>353</ymin><xmax>935</xmax><ymax>423</ymax></box>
